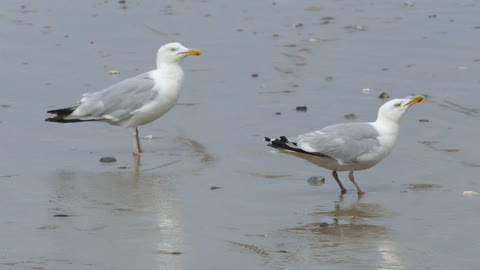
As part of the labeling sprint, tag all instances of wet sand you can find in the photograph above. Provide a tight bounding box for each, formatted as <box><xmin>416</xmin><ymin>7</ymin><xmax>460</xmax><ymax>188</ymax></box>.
<box><xmin>1</xmin><ymin>0</ymin><xmax>480</xmax><ymax>269</ymax></box>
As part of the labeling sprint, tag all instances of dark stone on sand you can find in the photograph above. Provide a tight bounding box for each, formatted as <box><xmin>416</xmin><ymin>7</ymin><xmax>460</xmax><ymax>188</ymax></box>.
<box><xmin>210</xmin><ymin>186</ymin><xmax>222</xmax><ymax>190</ymax></box>
<box><xmin>307</xmin><ymin>176</ymin><xmax>325</xmax><ymax>186</ymax></box>
<box><xmin>378</xmin><ymin>92</ymin><xmax>390</xmax><ymax>99</ymax></box>
<box><xmin>251</xmin><ymin>73</ymin><xmax>259</xmax><ymax>78</ymax></box>
<box><xmin>53</xmin><ymin>214</ymin><xmax>71</xmax><ymax>217</ymax></box>
<box><xmin>296</xmin><ymin>106</ymin><xmax>307</xmax><ymax>112</ymax></box>
<box><xmin>419</xmin><ymin>119</ymin><xmax>429</xmax><ymax>122</ymax></box>
<box><xmin>344</xmin><ymin>113</ymin><xmax>358</xmax><ymax>120</ymax></box>
<box><xmin>100</xmin><ymin>157</ymin><xmax>117</xmax><ymax>163</ymax></box>
<box><xmin>319</xmin><ymin>222</ymin><xmax>329</xmax><ymax>228</ymax></box>
<box><xmin>275</xmin><ymin>112</ymin><xmax>281</xmax><ymax>115</ymax></box>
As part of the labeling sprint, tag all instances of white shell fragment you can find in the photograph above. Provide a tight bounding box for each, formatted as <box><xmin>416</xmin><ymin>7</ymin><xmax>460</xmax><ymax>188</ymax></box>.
<box><xmin>108</xmin><ymin>70</ymin><xmax>121</xmax><ymax>76</ymax></box>
<box><xmin>463</xmin><ymin>191</ymin><xmax>478</xmax><ymax>196</ymax></box>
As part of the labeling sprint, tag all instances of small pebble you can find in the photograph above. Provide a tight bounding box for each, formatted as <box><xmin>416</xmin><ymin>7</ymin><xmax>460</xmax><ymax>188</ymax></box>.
<box><xmin>321</xmin><ymin>16</ymin><xmax>335</xmax><ymax>21</ymax></box>
<box><xmin>158</xmin><ymin>250</ymin><xmax>182</xmax><ymax>255</ymax></box>
<box><xmin>419</xmin><ymin>119</ymin><xmax>429</xmax><ymax>122</ymax></box>
<box><xmin>344</xmin><ymin>113</ymin><xmax>358</xmax><ymax>120</ymax></box>
<box><xmin>144</xmin><ymin>135</ymin><xmax>154</xmax><ymax>140</ymax></box>
<box><xmin>296</xmin><ymin>106</ymin><xmax>307</xmax><ymax>112</ymax></box>
<box><xmin>362</xmin><ymin>88</ymin><xmax>371</xmax><ymax>94</ymax></box>
<box><xmin>100</xmin><ymin>157</ymin><xmax>117</xmax><ymax>163</ymax></box>
<box><xmin>295</xmin><ymin>23</ymin><xmax>303</xmax><ymax>28</ymax></box>
<box><xmin>319</xmin><ymin>222</ymin><xmax>329</xmax><ymax>228</ymax></box>
<box><xmin>307</xmin><ymin>176</ymin><xmax>325</xmax><ymax>186</ymax></box>
<box><xmin>275</xmin><ymin>112</ymin><xmax>281</xmax><ymax>115</ymax></box>
<box><xmin>210</xmin><ymin>186</ymin><xmax>222</xmax><ymax>190</ymax></box>
<box><xmin>378</xmin><ymin>92</ymin><xmax>390</xmax><ymax>100</ymax></box>
<box><xmin>251</xmin><ymin>73</ymin><xmax>259</xmax><ymax>78</ymax></box>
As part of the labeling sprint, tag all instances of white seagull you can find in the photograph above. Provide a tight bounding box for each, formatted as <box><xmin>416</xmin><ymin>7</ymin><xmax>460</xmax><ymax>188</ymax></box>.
<box><xmin>265</xmin><ymin>95</ymin><xmax>424</xmax><ymax>194</ymax></box>
<box><xmin>46</xmin><ymin>42</ymin><xmax>201</xmax><ymax>156</ymax></box>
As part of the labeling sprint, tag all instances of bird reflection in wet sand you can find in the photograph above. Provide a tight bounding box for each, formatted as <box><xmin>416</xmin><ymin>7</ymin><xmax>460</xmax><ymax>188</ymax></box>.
<box><xmin>283</xmin><ymin>196</ymin><xmax>404</xmax><ymax>269</ymax></box>
<box><xmin>293</xmin><ymin>195</ymin><xmax>390</xmax><ymax>237</ymax></box>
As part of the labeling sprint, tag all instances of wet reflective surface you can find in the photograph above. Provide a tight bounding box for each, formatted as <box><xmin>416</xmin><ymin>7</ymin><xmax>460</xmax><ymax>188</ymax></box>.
<box><xmin>1</xmin><ymin>0</ymin><xmax>480</xmax><ymax>269</ymax></box>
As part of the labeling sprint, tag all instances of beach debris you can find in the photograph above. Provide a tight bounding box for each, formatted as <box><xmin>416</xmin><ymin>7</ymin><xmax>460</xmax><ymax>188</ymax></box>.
<box><xmin>463</xmin><ymin>191</ymin><xmax>478</xmax><ymax>196</ymax></box>
<box><xmin>108</xmin><ymin>70</ymin><xmax>120</xmax><ymax>76</ymax></box>
<box><xmin>402</xmin><ymin>1</ymin><xmax>415</xmax><ymax>7</ymax></box>
<box><xmin>362</xmin><ymin>88</ymin><xmax>371</xmax><ymax>94</ymax></box>
<box><xmin>407</xmin><ymin>183</ymin><xmax>442</xmax><ymax>191</ymax></box>
<box><xmin>319</xmin><ymin>222</ymin><xmax>329</xmax><ymax>228</ymax></box>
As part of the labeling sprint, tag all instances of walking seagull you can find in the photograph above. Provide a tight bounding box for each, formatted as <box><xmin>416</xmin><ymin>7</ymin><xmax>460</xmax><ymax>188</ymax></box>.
<box><xmin>265</xmin><ymin>95</ymin><xmax>424</xmax><ymax>194</ymax></box>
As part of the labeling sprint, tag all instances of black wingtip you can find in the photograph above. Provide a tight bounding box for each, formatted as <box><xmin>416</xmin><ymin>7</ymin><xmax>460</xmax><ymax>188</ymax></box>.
<box><xmin>46</xmin><ymin>106</ymin><xmax>77</xmax><ymax>116</ymax></box>
<box><xmin>264</xmin><ymin>137</ymin><xmax>272</xmax><ymax>142</ymax></box>
<box><xmin>266</xmin><ymin>136</ymin><xmax>329</xmax><ymax>158</ymax></box>
<box><xmin>45</xmin><ymin>116</ymin><xmax>98</xmax><ymax>123</ymax></box>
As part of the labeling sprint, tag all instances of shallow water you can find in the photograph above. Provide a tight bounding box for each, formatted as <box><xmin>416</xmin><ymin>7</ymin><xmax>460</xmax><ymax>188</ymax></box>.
<box><xmin>1</xmin><ymin>0</ymin><xmax>480</xmax><ymax>269</ymax></box>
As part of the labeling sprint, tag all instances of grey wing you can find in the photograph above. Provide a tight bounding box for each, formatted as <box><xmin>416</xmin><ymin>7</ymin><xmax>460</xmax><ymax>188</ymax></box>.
<box><xmin>294</xmin><ymin>123</ymin><xmax>381</xmax><ymax>165</ymax></box>
<box><xmin>71</xmin><ymin>72</ymin><xmax>157</xmax><ymax>121</ymax></box>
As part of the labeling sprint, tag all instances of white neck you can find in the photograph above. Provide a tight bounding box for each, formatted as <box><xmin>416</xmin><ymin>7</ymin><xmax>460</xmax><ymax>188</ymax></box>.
<box><xmin>373</xmin><ymin>116</ymin><xmax>400</xmax><ymax>136</ymax></box>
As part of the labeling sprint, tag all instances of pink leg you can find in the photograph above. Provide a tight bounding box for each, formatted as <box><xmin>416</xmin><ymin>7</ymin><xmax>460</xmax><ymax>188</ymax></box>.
<box><xmin>332</xmin><ymin>171</ymin><xmax>347</xmax><ymax>194</ymax></box>
<box><xmin>132</xmin><ymin>127</ymin><xmax>142</xmax><ymax>156</ymax></box>
<box><xmin>348</xmin><ymin>171</ymin><xmax>365</xmax><ymax>194</ymax></box>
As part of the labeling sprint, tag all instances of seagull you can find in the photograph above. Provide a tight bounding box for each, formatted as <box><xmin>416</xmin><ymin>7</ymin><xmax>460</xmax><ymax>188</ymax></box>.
<box><xmin>265</xmin><ymin>95</ymin><xmax>424</xmax><ymax>194</ymax></box>
<box><xmin>45</xmin><ymin>42</ymin><xmax>201</xmax><ymax>156</ymax></box>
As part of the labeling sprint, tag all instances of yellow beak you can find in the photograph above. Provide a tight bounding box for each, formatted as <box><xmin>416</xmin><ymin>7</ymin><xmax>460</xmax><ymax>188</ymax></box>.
<box><xmin>405</xmin><ymin>95</ymin><xmax>424</xmax><ymax>106</ymax></box>
<box><xmin>178</xmin><ymin>48</ymin><xmax>202</xmax><ymax>56</ymax></box>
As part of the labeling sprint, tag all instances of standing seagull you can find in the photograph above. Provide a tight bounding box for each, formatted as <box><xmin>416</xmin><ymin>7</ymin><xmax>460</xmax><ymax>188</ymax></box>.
<box><xmin>45</xmin><ymin>42</ymin><xmax>201</xmax><ymax>156</ymax></box>
<box><xmin>265</xmin><ymin>95</ymin><xmax>424</xmax><ymax>194</ymax></box>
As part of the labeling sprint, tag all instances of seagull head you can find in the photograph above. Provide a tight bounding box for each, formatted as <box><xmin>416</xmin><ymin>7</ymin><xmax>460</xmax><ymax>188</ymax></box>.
<box><xmin>377</xmin><ymin>95</ymin><xmax>424</xmax><ymax>123</ymax></box>
<box><xmin>156</xmin><ymin>42</ymin><xmax>202</xmax><ymax>66</ymax></box>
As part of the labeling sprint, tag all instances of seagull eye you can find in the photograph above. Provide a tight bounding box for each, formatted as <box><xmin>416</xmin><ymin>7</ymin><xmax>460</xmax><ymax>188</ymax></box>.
<box><xmin>394</xmin><ymin>103</ymin><xmax>401</xmax><ymax>108</ymax></box>
<box><xmin>170</xmin><ymin>48</ymin><xmax>178</xmax><ymax>52</ymax></box>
